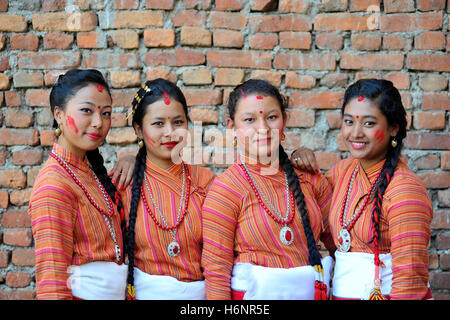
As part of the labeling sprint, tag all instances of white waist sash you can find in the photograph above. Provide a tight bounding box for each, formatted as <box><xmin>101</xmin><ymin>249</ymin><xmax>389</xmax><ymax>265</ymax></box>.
<box><xmin>231</xmin><ymin>256</ymin><xmax>333</xmax><ymax>300</ymax></box>
<box><xmin>68</xmin><ymin>261</ymin><xmax>128</xmax><ymax>300</ymax></box>
<box><xmin>332</xmin><ymin>251</ymin><xmax>393</xmax><ymax>300</ymax></box>
<box><xmin>133</xmin><ymin>267</ymin><xmax>206</xmax><ymax>300</ymax></box>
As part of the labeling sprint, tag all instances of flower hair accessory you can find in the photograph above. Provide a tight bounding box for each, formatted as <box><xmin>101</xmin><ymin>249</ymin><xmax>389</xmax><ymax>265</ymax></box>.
<box><xmin>126</xmin><ymin>83</ymin><xmax>152</xmax><ymax>120</ymax></box>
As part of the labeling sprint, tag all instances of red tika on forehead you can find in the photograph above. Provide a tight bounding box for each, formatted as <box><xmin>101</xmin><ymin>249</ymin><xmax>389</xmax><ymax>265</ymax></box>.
<box><xmin>357</xmin><ymin>96</ymin><xmax>364</xmax><ymax>101</ymax></box>
<box><xmin>97</xmin><ymin>85</ymin><xmax>104</xmax><ymax>93</ymax></box>
<box><xmin>256</xmin><ymin>95</ymin><xmax>263</xmax><ymax>100</ymax></box>
<box><xmin>163</xmin><ymin>90</ymin><xmax>170</xmax><ymax>105</ymax></box>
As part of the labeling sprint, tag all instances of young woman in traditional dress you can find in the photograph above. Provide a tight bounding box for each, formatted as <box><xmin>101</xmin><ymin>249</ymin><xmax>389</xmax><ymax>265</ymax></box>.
<box><xmin>122</xmin><ymin>79</ymin><xmax>216</xmax><ymax>300</ymax></box>
<box><xmin>292</xmin><ymin>78</ymin><xmax>433</xmax><ymax>300</ymax></box>
<box><xmin>28</xmin><ymin>69</ymin><xmax>128</xmax><ymax>300</ymax></box>
<box><xmin>201</xmin><ymin>79</ymin><xmax>336</xmax><ymax>300</ymax></box>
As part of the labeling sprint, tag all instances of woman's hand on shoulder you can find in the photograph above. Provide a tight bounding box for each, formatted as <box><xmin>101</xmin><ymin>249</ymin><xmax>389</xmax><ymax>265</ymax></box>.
<box><xmin>290</xmin><ymin>147</ymin><xmax>319</xmax><ymax>173</ymax></box>
<box><xmin>108</xmin><ymin>154</ymin><xmax>136</xmax><ymax>190</ymax></box>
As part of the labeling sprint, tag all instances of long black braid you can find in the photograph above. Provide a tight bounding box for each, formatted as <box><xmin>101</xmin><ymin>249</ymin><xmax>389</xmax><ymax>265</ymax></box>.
<box><xmin>342</xmin><ymin>79</ymin><xmax>407</xmax><ymax>264</ymax></box>
<box><xmin>125</xmin><ymin>78</ymin><xmax>189</xmax><ymax>299</ymax></box>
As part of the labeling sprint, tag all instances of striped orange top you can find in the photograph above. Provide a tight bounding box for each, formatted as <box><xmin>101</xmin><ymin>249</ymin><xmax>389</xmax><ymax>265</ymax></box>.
<box><xmin>121</xmin><ymin>158</ymin><xmax>216</xmax><ymax>282</ymax></box>
<box><xmin>326</xmin><ymin>157</ymin><xmax>433</xmax><ymax>300</ymax></box>
<box><xmin>28</xmin><ymin>144</ymin><xmax>124</xmax><ymax>300</ymax></box>
<box><xmin>201</xmin><ymin>157</ymin><xmax>335</xmax><ymax>300</ymax></box>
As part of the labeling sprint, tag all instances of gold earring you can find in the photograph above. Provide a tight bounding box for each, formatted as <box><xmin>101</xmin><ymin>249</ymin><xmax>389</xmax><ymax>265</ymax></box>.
<box><xmin>281</xmin><ymin>133</ymin><xmax>286</xmax><ymax>141</ymax></box>
<box><xmin>233</xmin><ymin>137</ymin><xmax>237</xmax><ymax>147</ymax></box>
<box><xmin>138</xmin><ymin>140</ymin><xmax>144</xmax><ymax>148</ymax></box>
<box><xmin>391</xmin><ymin>138</ymin><xmax>397</xmax><ymax>148</ymax></box>
<box><xmin>55</xmin><ymin>127</ymin><xmax>61</xmax><ymax>137</ymax></box>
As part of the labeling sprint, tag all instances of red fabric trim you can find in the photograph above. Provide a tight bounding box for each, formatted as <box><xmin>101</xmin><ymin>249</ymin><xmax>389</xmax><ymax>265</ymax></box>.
<box><xmin>231</xmin><ymin>289</ymin><xmax>245</xmax><ymax>300</ymax></box>
<box><xmin>73</xmin><ymin>296</ymin><xmax>84</xmax><ymax>300</ymax></box>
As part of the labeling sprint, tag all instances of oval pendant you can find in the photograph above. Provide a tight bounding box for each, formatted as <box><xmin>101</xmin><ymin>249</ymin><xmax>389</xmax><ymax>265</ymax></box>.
<box><xmin>280</xmin><ymin>226</ymin><xmax>294</xmax><ymax>245</ymax></box>
<box><xmin>168</xmin><ymin>241</ymin><xmax>180</xmax><ymax>257</ymax></box>
<box><xmin>338</xmin><ymin>228</ymin><xmax>351</xmax><ymax>252</ymax></box>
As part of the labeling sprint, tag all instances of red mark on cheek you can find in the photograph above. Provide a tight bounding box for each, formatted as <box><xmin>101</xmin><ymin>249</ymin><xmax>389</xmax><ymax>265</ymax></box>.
<box><xmin>163</xmin><ymin>90</ymin><xmax>170</xmax><ymax>105</ymax></box>
<box><xmin>374</xmin><ymin>129</ymin><xmax>384</xmax><ymax>144</ymax></box>
<box><xmin>66</xmin><ymin>116</ymin><xmax>78</xmax><ymax>134</ymax></box>
<box><xmin>97</xmin><ymin>85</ymin><xmax>104</xmax><ymax>93</ymax></box>
<box><xmin>168</xmin><ymin>116</ymin><xmax>170</xmax><ymax>119</ymax></box>
<box><xmin>256</xmin><ymin>95</ymin><xmax>263</xmax><ymax>100</ymax></box>
<box><xmin>357</xmin><ymin>96</ymin><xmax>364</xmax><ymax>102</ymax></box>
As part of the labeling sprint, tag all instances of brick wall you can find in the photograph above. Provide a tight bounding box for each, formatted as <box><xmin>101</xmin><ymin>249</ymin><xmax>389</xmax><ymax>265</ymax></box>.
<box><xmin>0</xmin><ymin>0</ymin><xmax>448</xmax><ymax>300</ymax></box>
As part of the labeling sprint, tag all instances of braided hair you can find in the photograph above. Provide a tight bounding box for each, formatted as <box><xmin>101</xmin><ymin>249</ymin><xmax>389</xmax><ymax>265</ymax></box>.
<box><xmin>126</xmin><ymin>78</ymin><xmax>189</xmax><ymax>299</ymax></box>
<box><xmin>228</xmin><ymin>79</ymin><xmax>324</xmax><ymax>268</ymax></box>
<box><xmin>342</xmin><ymin>79</ymin><xmax>407</xmax><ymax>265</ymax></box>
<box><xmin>49</xmin><ymin>69</ymin><xmax>127</xmax><ymax>261</ymax></box>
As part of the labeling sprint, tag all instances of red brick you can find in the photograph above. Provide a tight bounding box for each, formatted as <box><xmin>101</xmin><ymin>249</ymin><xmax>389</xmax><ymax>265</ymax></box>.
<box><xmin>349</xmin><ymin>0</ymin><xmax>380</xmax><ymax>11</ymax></box>
<box><xmin>405</xmin><ymin>132</ymin><xmax>450</xmax><ymax>150</ymax></box>
<box><xmin>39</xmin><ymin>129</ymin><xmax>57</xmax><ymax>146</ymax></box>
<box><xmin>279</xmin><ymin>0</ymin><xmax>310</xmax><ymax>12</ymax></box>
<box><xmin>0</xmin><ymin>169</ymin><xmax>26</xmax><ymax>189</ymax></box>
<box><xmin>417</xmin><ymin>0</ymin><xmax>446</xmax><ymax>11</ymax></box>
<box><xmin>1</xmin><ymin>210</ymin><xmax>31</xmax><ymax>228</ymax></box>
<box><xmin>77</xmin><ymin>32</ymin><xmax>105</xmax><ymax>49</ymax></box>
<box><xmin>351</xmin><ymin>33</ymin><xmax>381</xmax><ymax>51</ymax></box>
<box><xmin>115</xmin><ymin>0</ymin><xmax>139</xmax><ymax>9</ymax></box>
<box><xmin>414</xmin><ymin>154</ymin><xmax>441</xmax><ymax>170</ymax></box>
<box><xmin>431</xmin><ymin>209</ymin><xmax>450</xmax><ymax>229</ymax></box>
<box><xmin>290</xmin><ymin>91</ymin><xmax>345</xmax><ymax>109</ymax></box>
<box><xmin>419</xmin><ymin>75</ymin><xmax>448</xmax><ymax>91</ymax></box>
<box><xmin>176</xmin><ymin>49</ymin><xmax>206</xmax><ymax>66</ymax></box>
<box><xmin>6</xmin><ymin>272</ymin><xmax>31</xmax><ymax>288</ymax></box>
<box><xmin>172</xmin><ymin>10</ymin><xmax>207</xmax><ymax>27</ymax></box>
<box><xmin>110</xmin><ymin>71</ymin><xmax>140</xmax><ymax>89</ymax></box>
<box><xmin>215</xmin><ymin>0</ymin><xmax>244</xmax><ymax>10</ymax></box>
<box><xmin>184</xmin><ymin>0</ymin><xmax>212</xmax><ymax>9</ymax></box>
<box><xmin>180</xmin><ymin>27</ymin><xmax>211</xmax><ymax>47</ymax></box>
<box><xmin>0</xmin><ymin>0</ymin><xmax>7</xmax><ymax>11</ymax></box>
<box><xmin>314</xmin><ymin>13</ymin><xmax>371</xmax><ymax>31</ymax></box>
<box><xmin>440</xmin><ymin>253</ymin><xmax>450</xmax><ymax>271</ymax></box>
<box><xmin>283</xmin><ymin>132</ymin><xmax>325</xmax><ymax>151</ymax></box>
<box><xmin>145</xmin><ymin>68</ymin><xmax>177</xmax><ymax>83</ymax></box>
<box><xmin>341</xmin><ymin>53</ymin><xmax>404</xmax><ymax>70</ymax></box>
<box><xmin>315</xmin><ymin>33</ymin><xmax>343</xmax><ymax>50</ymax></box>
<box><xmin>0</xmin><ymin>14</ymin><xmax>27</xmax><ymax>32</ymax></box>
<box><xmin>144</xmin><ymin>29</ymin><xmax>175</xmax><ymax>47</ymax></box>
<box><xmin>146</xmin><ymin>0</ymin><xmax>174</xmax><ymax>9</ymax></box>
<box><xmin>207</xmin><ymin>50</ymin><xmax>271</xmax><ymax>69</ymax></box>
<box><xmin>0</xmin><ymin>290</ymin><xmax>36</xmax><ymax>300</ymax></box>
<box><xmin>442</xmin><ymin>152</ymin><xmax>450</xmax><ymax>170</ymax></box>
<box><xmin>0</xmin><ymin>72</ymin><xmax>9</xmax><ymax>89</ymax></box>
<box><xmin>42</xmin><ymin>0</ymin><xmax>67</xmax><ymax>11</ymax></box>
<box><xmin>106</xmin><ymin>128</ymin><xmax>137</xmax><ymax>145</ymax></box>
<box><xmin>43</xmin><ymin>32</ymin><xmax>74</xmax><ymax>49</ymax></box>
<box><xmin>0</xmin><ymin>56</ymin><xmax>10</xmax><ymax>72</ymax></box>
<box><xmin>415</xmin><ymin>32</ymin><xmax>446</xmax><ymax>50</ymax></box>
<box><xmin>9</xmin><ymin>189</ymin><xmax>32</xmax><ymax>207</ymax></box>
<box><xmin>250</xmin><ymin>0</ymin><xmax>277</xmax><ymax>11</ymax></box>
<box><xmin>82</xmin><ymin>52</ymin><xmax>139</xmax><ymax>69</ymax></box>
<box><xmin>285</xmin><ymin>109</ymin><xmax>315</xmax><ymax>128</ymax></box>
<box><xmin>12</xmin><ymin>249</ymin><xmax>35</xmax><ymax>267</ymax></box>
<box><xmin>0</xmin><ymin>250</ymin><xmax>8</xmax><ymax>268</ymax></box>
<box><xmin>384</xmin><ymin>73</ymin><xmax>410</xmax><ymax>90</ymax></box>
<box><xmin>380</xmin><ymin>12</ymin><xmax>443</xmax><ymax>32</ymax></box>
<box><xmin>436</xmin><ymin>233</ymin><xmax>450</xmax><ymax>250</ymax></box>
<box><xmin>4</xmin><ymin>110</ymin><xmax>33</xmax><ymax>128</ymax></box>
<box><xmin>279</xmin><ymin>32</ymin><xmax>311</xmax><ymax>49</ymax></box>
<box><xmin>25</xmin><ymin>89</ymin><xmax>50</xmax><ymax>107</ymax></box>
<box><xmin>285</xmin><ymin>72</ymin><xmax>316</xmax><ymax>89</ymax></box>
<box><xmin>315</xmin><ymin>152</ymin><xmax>342</xmax><ymax>170</ymax></box>
<box><xmin>12</xmin><ymin>149</ymin><xmax>43</xmax><ymax>166</ymax></box>
<box><xmin>214</xmin><ymin>68</ymin><xmax>245</xmax><ymax>86</ymax></box>
<box><xmin>4</xmin><ymin>92</ymin><xmax>20</xmax><ymax>107</ymax></box>
<box><xmin>3</xmin><ymin>229</ymin><xmax>32</xmax><ymax>247</ymax></box>
<box><xmin>182</xmin><ymin>68</ymin><xmax>212</xmax><ymax>85</ymax></box>
<box><xmin>418</xmin><ymin>171</ymin><xmax>450</xmax><ymax>189</ymax></box>
<box><xmin>274</xmin><ymin>53</ymin><xmax>336</xmax><ymax>70</ymax></box>
<box><xmin>422</xmin><ymin>93</ymin><xmax>450</xmax><ymax>111</ymax></box>
<box><xmin>250</xmin><ymin>14</ymin><xmax>311</xmax><ymax>32</ymax></box>
<box><xmin>10</xmin><ymin>34</ymin><xmax>39</xmax><ymax>51</ymax></box>
<box><xmin>183</xmin><ymin>89</ymin><xmax>222</xmax><ymax>106</ymax></box>
<box><xmin>213</xmin><ymin>29</ymin><xmax>244</xmax><ymax>48</ymax></box>
<box><xmin>0</xmin><ymin>190</ymin><xmax>8</xmax><ymax>209</ymax></box>
<box><xmin>13</xmin><ymin>72</ymin><xmax>44</xmax><ymax>88</ymax></box>
<box><xmin>32</xmin><ymin>12</ymin><xmax>97</xmax><ymax>31</ymax></box>
<box><xmin>249</xmin><ymin>33</ymin><xmax>278</xmax><ymax>50</ymax></box>
<box><xmin>210</xmin><ymin>11</ymin><xmax>247</xmax><ymax>30</ymax></box>
<box><xmin>326</xmin><ymin>112</ymin><xmax>342</xmax><ymax>129</ymax></box>
<box><xmin>188</xmin><ymin>108</ymin><xmax>219</xmax><ymax>124</ymax></box>
<box><xmin>384</xmin><ymin>0</ymin><xmax>415</xmax><ymax>12</ymax></box>
<box><xmin>109</xmin><ymin>11</ymin><xmax>163</xmax><ymax>28</ymax></box>
<box><xmin>112</xmin><ymin>30</ymin><xmax>139</xmax><ymax>49</ymax></box>
<box><xmin>382</xmin><ymin>35</ymin><xmax>412</xmax><ymax>51</ymax></box>
<box><xmin>18</xmin><ymin>52</ymin><xmax>80</xmax><ymax>70</ymax></box>
<box><xmin>27</xmin><ymin>168</ymin><xmax>40</xmax><ymax>188</ymax></box>
<box><xmin>438</xmin><ymin>189</ymin><xmax>450</xmax><ymax>207</ymax></box>
<box><xmin>0</xmin><ymin>129</ymin><xmax>39</xmax><ymax>146</ymax></box>
<box><xmin>413</xmin><ymin>112</ymin><xmax>446</xmax><ymax>130</ymax></box>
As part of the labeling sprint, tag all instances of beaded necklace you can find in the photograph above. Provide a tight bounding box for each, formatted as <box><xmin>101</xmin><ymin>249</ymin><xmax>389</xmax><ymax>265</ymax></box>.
<box><xmin>140</xmin><ymin>163</ymin><xmax>191</xmax><ymax>257</ymax></box>
<box><xmin>49</xmin><ymin>151</ymin><xmax>121</xmax><ymax>263</ymax></box>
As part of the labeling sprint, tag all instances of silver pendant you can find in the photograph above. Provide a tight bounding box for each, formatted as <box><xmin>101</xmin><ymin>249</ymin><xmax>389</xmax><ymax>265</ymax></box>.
<box><xmin>115</xmin><ymin>244</ymin><xmax>121</xmax><ymax>262</ymax></box>
<box><xmin>280</xmin><ymin>226</ymin><xmax>294</xmax><ymax>245</ymax></box>
<box><xmin>168</xmin><ymin>241</ymin><xmax>181</xmax><ymax>257</ymax></box>
<box><xmin>338</xmin><ymin>228</ymin><xmax>351</xmax><ymax>252</ymax></box>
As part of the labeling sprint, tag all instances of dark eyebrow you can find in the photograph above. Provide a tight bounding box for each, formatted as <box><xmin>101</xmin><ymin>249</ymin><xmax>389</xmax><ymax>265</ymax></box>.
<box><xmin>343</xmin><ymin>113</ymin><xmax>377</xmax><ymax>120</ymax></box>
<box><xmin>78</xmin><ymin>101</ymin><xmax>112</xmax><ymax>109</ymax></box>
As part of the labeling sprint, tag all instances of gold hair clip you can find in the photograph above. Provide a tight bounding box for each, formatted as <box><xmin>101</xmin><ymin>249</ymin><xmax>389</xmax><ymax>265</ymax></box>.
<box><xmin>126</xmin><ymin>85</ymin><xmax>152</xmax><ymax>120</ymax></box>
